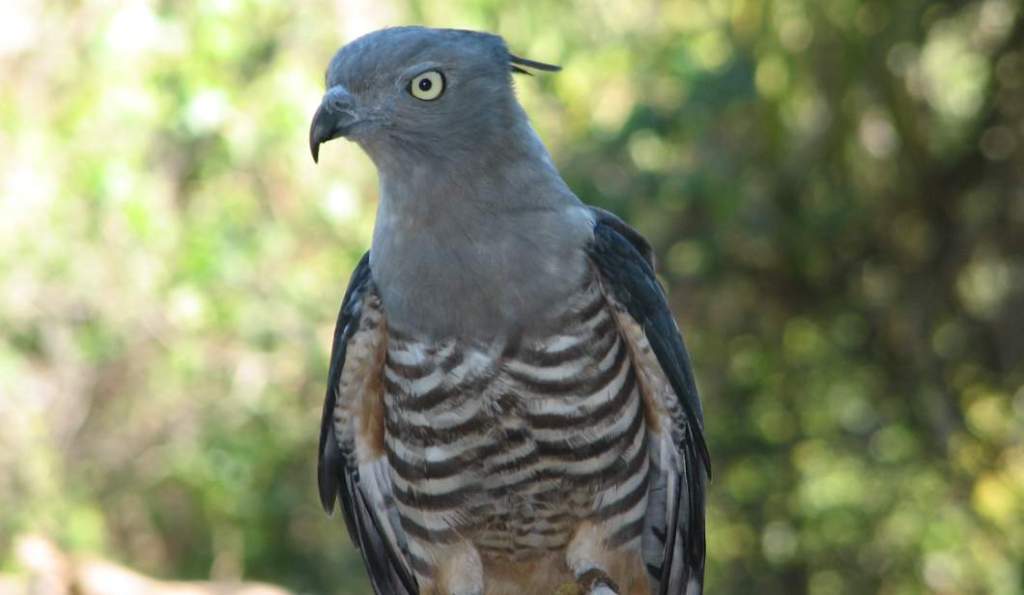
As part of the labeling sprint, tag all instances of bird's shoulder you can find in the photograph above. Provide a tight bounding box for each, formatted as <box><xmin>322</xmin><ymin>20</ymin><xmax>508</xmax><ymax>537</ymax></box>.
<box><xmin>584</xmin><ymin>205</ymin><xmax>655</xmax><ymax>269</ymax></box>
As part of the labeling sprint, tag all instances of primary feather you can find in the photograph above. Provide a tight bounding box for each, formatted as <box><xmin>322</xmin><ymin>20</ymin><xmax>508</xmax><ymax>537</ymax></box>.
<box><xmin>312</xmin><ymin>26</ymin><xmax>709</xmax><ymax>595</ymax></box>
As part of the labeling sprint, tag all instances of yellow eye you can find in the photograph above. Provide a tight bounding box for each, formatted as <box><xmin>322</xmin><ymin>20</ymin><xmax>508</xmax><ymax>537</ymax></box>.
<box><xmin>409</xmin><ymin>70</ymin><xmax>445</xmax><ymax>101</ymax></box>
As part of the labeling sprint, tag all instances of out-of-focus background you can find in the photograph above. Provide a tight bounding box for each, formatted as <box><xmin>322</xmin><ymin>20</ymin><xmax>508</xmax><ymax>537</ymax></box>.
<box><xmin>2</xmin><ymin>0</ymin><xmax>1022</xmax><ymax>593</ymax></box>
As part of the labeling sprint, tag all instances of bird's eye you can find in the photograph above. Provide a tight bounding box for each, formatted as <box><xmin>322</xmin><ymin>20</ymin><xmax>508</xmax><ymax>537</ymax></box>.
<box><xmin>409</xmin><ymin>70</ymin><xmax>445</xmax><ymax>101</ymax></box>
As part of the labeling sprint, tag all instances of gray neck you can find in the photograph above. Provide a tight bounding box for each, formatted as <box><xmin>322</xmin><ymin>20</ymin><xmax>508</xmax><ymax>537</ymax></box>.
<box><xmin>366</xmin><ymin>120</ymin><xmax>594</xmax><ymax>343</ymax></box>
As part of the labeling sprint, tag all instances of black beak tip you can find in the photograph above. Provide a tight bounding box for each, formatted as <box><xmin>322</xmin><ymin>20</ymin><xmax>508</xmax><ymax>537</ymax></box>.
<box><xmin>309</xmin><ymin>119</ymin><xmax>322</xmax><ymax>163</ymax></box>
<box><xmin>309</xmin><ymin>104</ymin><xmax>326</xmax><ymax>164</ymax></box>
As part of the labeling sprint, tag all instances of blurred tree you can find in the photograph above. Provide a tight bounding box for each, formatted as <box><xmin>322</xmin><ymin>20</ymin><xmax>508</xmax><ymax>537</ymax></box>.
<box><xmin>1</xmin><ymin>0</ymin><xmax>1021</xmax><ymax>594</ymax></box>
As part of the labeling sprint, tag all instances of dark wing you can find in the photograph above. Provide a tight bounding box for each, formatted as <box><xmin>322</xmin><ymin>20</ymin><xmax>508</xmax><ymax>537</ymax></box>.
<box><xmin>318</xmin><ymin>252</ymin><xmax>418</xmax><ymax>595</ymax></box>
<box><xmin>586</xmin><ymin>209</ymin><xmax>710</xmax><ymax>595</ymax></box>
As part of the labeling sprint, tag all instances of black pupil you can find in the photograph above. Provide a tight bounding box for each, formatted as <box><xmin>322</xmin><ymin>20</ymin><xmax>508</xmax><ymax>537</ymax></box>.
<box><xmin>418</xmin><ymin>78</ymin><xmax>433</xmax><ymax>92</ymax></box>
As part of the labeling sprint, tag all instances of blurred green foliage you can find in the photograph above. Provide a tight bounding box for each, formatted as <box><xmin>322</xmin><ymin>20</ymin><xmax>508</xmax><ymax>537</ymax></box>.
<box><xmin>2</xmin><ymin>0</ymin><xmax>1023</xmax><ymax>593</ymax></box>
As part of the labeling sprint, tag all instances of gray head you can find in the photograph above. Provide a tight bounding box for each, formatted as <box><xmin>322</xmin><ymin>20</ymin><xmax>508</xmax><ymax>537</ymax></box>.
<box><xmin>309</xmin><ymin>27</ymin><xmax>559</xmax><ymax>170</ymax></box>
<box><xmin>311</xmin><ymin>27</ymin><xmax>593</xmax><ymax>341</ymax></box>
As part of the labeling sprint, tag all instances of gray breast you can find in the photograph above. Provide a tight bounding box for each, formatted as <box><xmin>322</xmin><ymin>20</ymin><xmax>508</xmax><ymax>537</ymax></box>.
<box><xmin>381</xmin><ymin>266</ymin><xmax>651</xmax><ymax>560</ymax></box>
<box><xmin>370</xmin><ymin>200</ymin><xmax>596</xmax><ymax>342</ymax></box>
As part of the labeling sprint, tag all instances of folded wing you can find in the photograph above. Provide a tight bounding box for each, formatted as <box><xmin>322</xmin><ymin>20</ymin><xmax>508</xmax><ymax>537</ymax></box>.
<box><xmin>586</xmin><ymin>210</ymin><xmax>710</xmax><ymax>595</ymax></box>
<box><xmin>318</xmin><ymin>253</ymin><xmax>418</xmax><ymax>595</ymax></box>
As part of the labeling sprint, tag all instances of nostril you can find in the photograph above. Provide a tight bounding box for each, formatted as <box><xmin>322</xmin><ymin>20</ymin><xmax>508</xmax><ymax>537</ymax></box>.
<box><xmin>324</xmin><ymin>85</ymin><xmax>355</xmax><ymax>115</ymax></box>
<box><xmin>327</xmin><ymin>100</ymin><xmax>352</xmax><ymax>114</ymax></box>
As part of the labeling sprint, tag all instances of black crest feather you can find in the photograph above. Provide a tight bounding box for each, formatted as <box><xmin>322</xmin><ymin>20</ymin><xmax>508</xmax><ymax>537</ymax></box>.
<box><xmin>509</xmin><ymin>53</ymin><xmax>561</xmax><ymax>75</ymax></box>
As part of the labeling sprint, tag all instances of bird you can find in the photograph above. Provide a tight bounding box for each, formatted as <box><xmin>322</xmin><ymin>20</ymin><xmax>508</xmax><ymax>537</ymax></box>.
<box><xmin>309</xmin><ymin>26</ymin><xmax>709</xmax><ymax>595</ymax></box>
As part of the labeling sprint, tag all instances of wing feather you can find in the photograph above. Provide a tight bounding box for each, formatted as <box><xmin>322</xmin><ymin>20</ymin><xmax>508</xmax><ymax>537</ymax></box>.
<box><xmin>318</xmin><ymin>252</ymin><xmax>418</xmax><ymax>595</ymax></box>
<box><xmin>586</xmin><ymin>210</ymin><xmax>710</xmax><ymax>595</ymax></box>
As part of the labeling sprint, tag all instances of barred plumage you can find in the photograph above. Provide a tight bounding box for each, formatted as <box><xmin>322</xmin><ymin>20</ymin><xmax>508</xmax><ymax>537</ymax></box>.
<box><xmin>379</xmin><ymin>267</ymin><xmax>651</xmax><ymax>576</ymax></box>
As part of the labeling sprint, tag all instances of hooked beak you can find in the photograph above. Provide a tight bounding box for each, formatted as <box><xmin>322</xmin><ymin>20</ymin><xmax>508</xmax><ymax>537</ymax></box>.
<box><xmin>309</xmin><ymin>85</ymin><xmax>360</xmax><ymax>163</ymax></box>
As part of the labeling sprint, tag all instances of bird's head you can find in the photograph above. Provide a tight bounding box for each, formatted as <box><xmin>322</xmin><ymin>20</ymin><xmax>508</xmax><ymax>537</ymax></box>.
<box><xmin>309</xmin><ymin>27</ymin><xmax>559</xmax><ymax>166</ymax></box>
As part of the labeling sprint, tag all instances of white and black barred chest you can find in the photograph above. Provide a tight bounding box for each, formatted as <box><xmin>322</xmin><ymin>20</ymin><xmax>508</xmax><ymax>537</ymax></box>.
<box><xmin>381</xmin><ymin>269</ymin><xmax>651</xmax><ymax>558</ymax></box>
